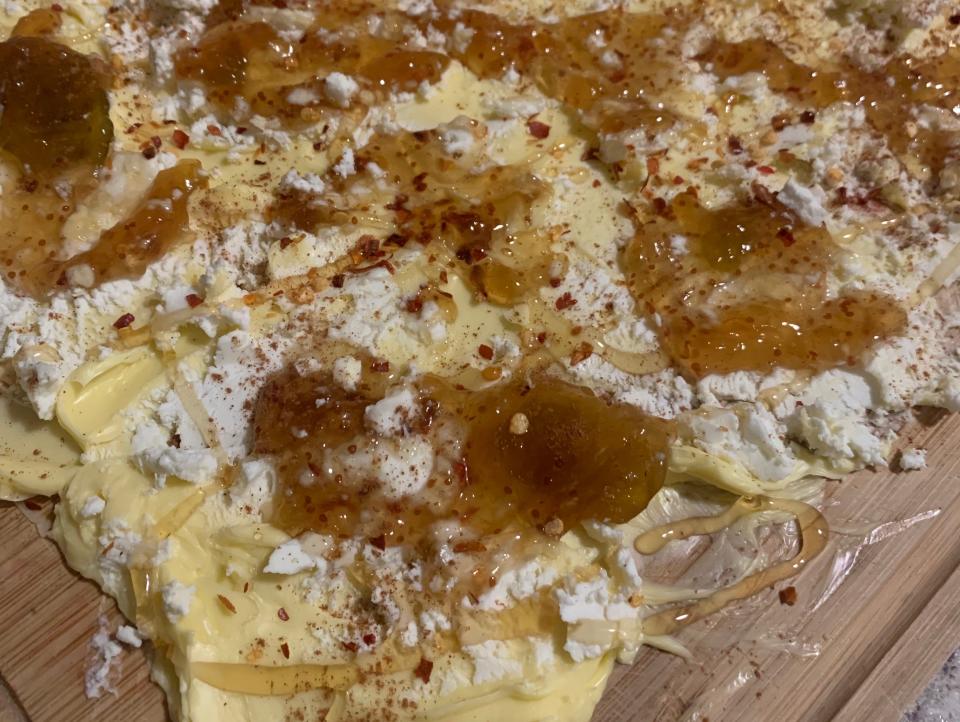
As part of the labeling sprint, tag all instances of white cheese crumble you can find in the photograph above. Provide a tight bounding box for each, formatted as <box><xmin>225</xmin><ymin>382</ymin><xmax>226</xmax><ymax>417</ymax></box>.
<box><xmin>80</xmin><ymin>495</ymin><xmax>107</xmax><ymax>519</ymax></box>
<box><xmin>161</xmin><ymin>581</ymin><xmax>196</xmax><ymax>623</ymax></box>
<box><xmin>333</xmin><ymin>147</ymin><xmax>356</xmax><ymax>178</ymax></box>
<box><xmin>116</xmin><ymin>625</ymin><xmax>143</xmax><ymax>648</ymax></box>
<box><xmin>280</xmin><ymin>169</ymin><xmax>326</xmax><ymax>195</ymax></box>
<box><xmin>900</xmin><ymin>447</ymin><xmax>927</xmax><ymax>471</ymax></box>
<box><xmin>264</xmin><ymin>537</ymin><xmax>322</xmax><ymax>575</ymax></box>
<box><xmin>364</xmin><ymin>386</ymin><xmax>418</xmax><ymax>436</ymax></box>
<box><xmin>131</xmin><ymin>421</ymin><xmax>219</xmax><ymax>487</ymax></box>
<box><xmin>324</xmin><ymin>72</ymin><xmax>359</xmax><ymax>108</ymax></box>
<box><xmin>84</xmin><ymin>615</ymin><xmax>122</xmax><ymax>699</ymax></box>
<box><xmin>332</xmin><ymin>355</ymin><xmax>362</xmax><ymax>391</ymax></box>
<box><xmin>463</xmin><ymin>640</ymin><xmax>524</xmax><ymax>684</ymax></box>
<box><xmin>778</xmin><ymin>178</ymin><xmax>829</xmax><ymax>227</ymax></box>
<box><xmin>228</xmin><ymin>457</ymin><xmax>276</xmax><ymax>514</ymax></box>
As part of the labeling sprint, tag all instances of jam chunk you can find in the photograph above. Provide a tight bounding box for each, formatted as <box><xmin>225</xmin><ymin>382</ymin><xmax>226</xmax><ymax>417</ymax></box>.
<box><xmin>258</xmin><ymin>368</ymin><xmax>671</xmax><ymax>544</ymax></box>
<box><xmin>460</xmin><ymin>376</ymin><xmax>672</xmax><ymax>531</ymax></box>
<box><xmin>62</xmin><ymin>160</ymin><xmax>207</xmax><ymax>287</ymax></box>
<box><xmin>445</xmin><ymin>9</ymin><xmax>680</xmax><ymax>138</ymax></box>
<box><xmin>175</xmin><ymin>14</ymin><xmax>450</xmax><ymax>124</ymax></box>
<box><xmin>622</xmin><ymin>192</ymin><xmax>906</xmax><ymax>377</ymax></box>
<box><xmin>0</xmin><ymin>36</ymin><xmax>112</xmax><ymax>174</ymax></box>
<box><xmin>11</xmin><ymin>7</ymin><xmax>62</xmax><ymax>37</ymax></box>
<box><xmin>268</xmin><ymin>128</ymin><xmax>554</xmax><ymax>305</ymax></box>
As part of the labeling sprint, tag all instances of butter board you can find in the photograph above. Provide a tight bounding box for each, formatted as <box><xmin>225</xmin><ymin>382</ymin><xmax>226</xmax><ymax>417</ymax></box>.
<box><xmin>0</xmin><ymin>411</ymin><xmax>958</xmax><ymax>722</ymax></box>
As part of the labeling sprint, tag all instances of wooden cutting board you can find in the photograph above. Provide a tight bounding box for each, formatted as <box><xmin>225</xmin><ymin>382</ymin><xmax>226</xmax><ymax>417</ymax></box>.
<box><xmin>1</xmin><ymin>410</ymin><xmax>958</xmax><ymax>722</ymax></box>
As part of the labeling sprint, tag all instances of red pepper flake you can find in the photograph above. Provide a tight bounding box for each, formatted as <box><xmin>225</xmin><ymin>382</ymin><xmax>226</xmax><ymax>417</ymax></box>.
<box><xmin>331</xmin><ymin>274</ymin><xmax>345</xmax><ymax>288</ymax></box>
<box><xmin>951</xmin><ymin>13</ymin><xmax>960</xmax><ymax>25</ymax></box>
<box><xmin>405</xmin><ymin>297</ymin><xmax>423</xmax><ymax>314</ymax></box>
<box><xmin>646</xmin><ymin>156</ymin><xmax>660</xmax><ymax>175</ymax></box>
<box><xmin>369</xmin><ymin>534</ymin><xmax>386</xmax><ymax>550</ymax></box>
<box><xmin>150</xmin><ymin>135</ymin><xmax>162</xmax><ymax>148</ymax></box>
<box><xmin>526</xmin><ymin>119</ymin><xmax>550</xmax><ymax>139</ymax></box>
<box><xmin>555</xmin><ymin>292</ymin><xmax>577</xmax><ymax>311</ymax></box>
<box><xmin>51</xmin><ymin>3</ymin><xmax>63</xmax><ymax>10</ymax></box>
<box><xmin>207</xmin><ymin>124</ymin><xmax>223</xmax><ymax>136</ymax></box>
<box><xmin>370</xmin><ymin>360</ymin><xmax>390</xmax><ymax>373</ymax></box>
<box><xmin>217</xmin><ymin>594</ymin><xmax>237</xmax><ymax>614</ymax></box>
<box><xmin>280</xmin><ymin>642</ymin><xmax>290</xmax><ymax>659</ymax></box>
<box><xmin>478</xmin><ymin>344</ymin><xmax>494</xmax><ymax>360</ymax></box>
<box><xmin>341</xmin><ymin>641</ymin><xmax>358</xmax><ymax>653</ymax></box>
<box><xmin>799</xmin><ymin>110</ymin><xmax>816</xmax><ymax>124</ymax></box>
<box><xmin>727</xmin><ymin>135</ymin><xmax>744</xmax><ymax>154</ymax></box>
<box><xmin>362</xmin><ymin>633</ymin><xmax>377</xmax><ymax>646</ymax></box>
<box><xmin>757</xmin><ymin>165</ymin><xmax>775</xmax><ymax>175</ymax></box>
<box><xmin>141</xmin><ymin>144</ymin><xmax>157</xmax><ymax>159</ymax></box>
<box><xmin>778</xmin><ymin>586</ymin><xmax>797</xmax><ymax>606</ymax></box>
<box><xmin>569</xmin><ymin>342</ymin><xmax>594</xmax><ymax>366</ymax></box>
<box><xmin>277</xmin><ymin>607</ymin><xmax>289</xmax><ymax>621</ymax></box>
<box><xmin>536</xmin><ymin>331</ymin><xmax>547</xmax><ymax>344</ymax></box>
<box><xmin>171</xmin><ymin>129</ymin><xmax>189</xmax><ymax>149</ymax></box>
<box><xmin>777</xmin><ymin>226</ymin><xmax>796</xmax><ymax>247</ymax></box>
<box><xmin>185</xmin><ymin>293</ymin><xmax>203</xmax><ymax>308</ymax></box>
<box><xmin>279</xmin><ymin>236</ymin><xmax>295</xmax><ymax>250</ymax></box>
<box><xmin>414</xmin><ymin>657</ymin><xmax>434</xmax><ymax>684</ymax></box>
<box><xmin>23</xmin><ymin>499</ymin><xmax>42</xmax><ymax>511</ymax></box>
<box><xmin>113</xmin><ymin>313</ymin><xmax>135</xmax><ymax>329</ymax></box>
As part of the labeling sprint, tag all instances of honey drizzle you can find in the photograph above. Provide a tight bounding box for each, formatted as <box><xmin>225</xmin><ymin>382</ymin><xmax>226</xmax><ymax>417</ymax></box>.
<box><xmin>635</xmin><ymin>496</ymin><xmax>828</xmax><ymax>636</ymax></box>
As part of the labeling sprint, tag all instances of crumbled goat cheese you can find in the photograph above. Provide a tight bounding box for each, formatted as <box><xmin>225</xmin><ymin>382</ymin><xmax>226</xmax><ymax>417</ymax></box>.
<box><xmin>131</xmin><ymin>421</ymin><xmax>220</xmax><ymax>487</ymax></box>
<box><xmin>264</xmin><ymin>537</ymin><xmax>321</xmax><ymax>575</ymax></box>
<box><xmin>116</xmin><ymin>625</ymin><xmax>143</xmax><ymax>648</ymax></box>
<box><xmin>229</xmin><ymin>457</ymin><xmax>276</xmax><ymax>514</ymax></box>
<box><xmin>333</xmin><ymin>355</ymin><xmax>363</xmax><ymax>391</ymax></box>
<box><xmin>778</xmin><ymin>178</ymin><xmax>829</xmax><ymax>227</ymax></box>
<box><xmin>334</xmin><ymin>147</ymin><xmax>356</xmax><ymax>178</ymax></box>
<box><xmin>84</xmin><ymin>616</ymin><xmax>122</xmax><ymax>699</ymax></box>
<box><xmin>464</xmin><ymin>640</ymin><xmax>524</xmax><ymax>684</ymax></box>
<box><xmin>364</xmin><ymin>386</ymin><xmax>418</xmax><ymax>436</ymax></box>
<box><xmin>80</xmin><ymin>496</ymin><xmax>107</xmax><ymax>519</ymax></box>
<box><xmin>324</xmin><ymin>72</ymin><xmax>359</xmax><ymax>108</ymax></box>
<box><xmin>900</xmin><ymin>447</ymin><xmax>927</xmax><ymax>470</ymax></box>
<box><xmin>280</xmin><ymin>169</ymin><xmax>326</xmax><ymax>195</ymax></box>
<box><xmin>161</xmin><ymin>581</ymin><xmax>195</xmax><ymax>623</ymax></box>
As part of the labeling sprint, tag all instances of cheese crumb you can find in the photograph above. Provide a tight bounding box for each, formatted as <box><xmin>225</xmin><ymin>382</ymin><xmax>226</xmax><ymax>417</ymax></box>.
<box><xmin>161</xmin><ymin>581</ymin><xmax>195</xmax><ymax>623</ymax></box>
<box><xmin>116</xmin><ymin>625</ymin><xmax>143</xmax><ymax>648</ymax></box>
<box><xmin>80</xmin><ymin>496</ymin><xmax>106</xmax><ymax>519</ymax></box>
<box><xmin>900</xmin><ymin>447</ymin><xmax>927</xmax><ymax>471</ymax></box>
<box><xmin>264</xmin><ymin>538</ymin><xmax>319</xmax><ymax>575</ymax></box>
<box><xmin>324</xmin><ymin>72</ymin><xmax>359</xmax><ymax>108</ymax></box>
<box><xmin>333</xmin><ymin>355</ymin><xmax>363</xmax><ymax>391</ymax></box>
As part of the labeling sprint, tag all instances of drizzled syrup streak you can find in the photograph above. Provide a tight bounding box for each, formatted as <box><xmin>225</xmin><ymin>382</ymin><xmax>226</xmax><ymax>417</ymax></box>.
<box><xmin>635</xmin><ymin>496</ymin><xmax>828</xmax><ymax>635</ymax></box>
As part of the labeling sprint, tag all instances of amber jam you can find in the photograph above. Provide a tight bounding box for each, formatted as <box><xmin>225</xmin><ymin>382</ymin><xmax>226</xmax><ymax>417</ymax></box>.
<box><xmin>703</xmin><ymin>37</ymin><xmax>960</xmax><ymax>183</ymax></box>
<box><xmin>622</xmin><ymin>191</ymin><xmax>906</xmax><ymax>378</ymax></box>
<box><xmin>0</xmin><ymin>36</ymin><xmax>112</xmax><ymax>174</ymax></box>
<box><xmin>256</xmin><ymin>364</ymin><xmax>671</xmax><ymax>547</ymax></box>
<box><xmin>269</xmin><ymin>127</ymin><xmax>557</xmax><ymax>305</ymax></box>
<box><xmin>0</xmin><ymin>35</ymin><xmax>120</xmax><ymax>297</ymax></box>
<box><xmin>175</xmin><ymin>10</ymin><xmax>449</xmax><ymax>125</ymax></box>
<box><xmin>60</xmin><ymin>160</ymin><xmax>208</xmax><ymax>288</ymax></box>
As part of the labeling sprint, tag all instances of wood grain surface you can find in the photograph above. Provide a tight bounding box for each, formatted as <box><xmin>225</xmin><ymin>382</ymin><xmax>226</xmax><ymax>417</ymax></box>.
<box><xmin>0</xmin><ymin>412</ymin><xmax>958</xmax><ymax>722</ymax></box>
